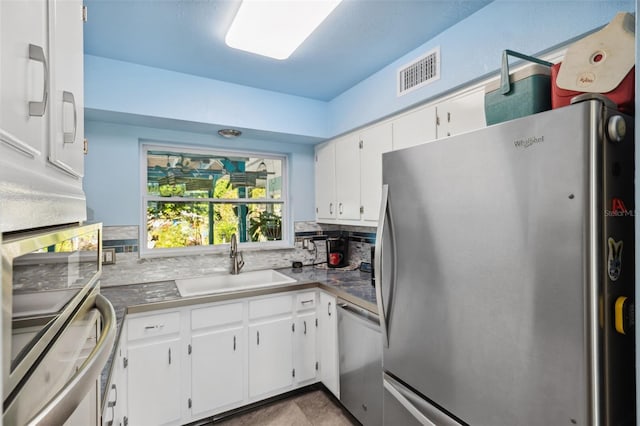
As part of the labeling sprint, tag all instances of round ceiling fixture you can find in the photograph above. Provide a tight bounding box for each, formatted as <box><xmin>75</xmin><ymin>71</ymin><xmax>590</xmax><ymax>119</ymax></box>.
<box><xmin>217</xmin><ymin>128</ymin><xmax>242</xmax><ymax>138</ymax></box>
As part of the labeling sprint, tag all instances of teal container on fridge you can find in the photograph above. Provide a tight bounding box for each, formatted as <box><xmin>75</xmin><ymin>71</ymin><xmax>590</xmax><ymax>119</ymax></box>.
<box><xmin>484</xmin><ymin>50</ymin><xmax>553</xmax><ymax>126</ymax></box>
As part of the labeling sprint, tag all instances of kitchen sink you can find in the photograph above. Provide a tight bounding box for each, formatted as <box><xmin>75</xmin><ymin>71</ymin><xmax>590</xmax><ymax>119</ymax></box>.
<box><xmin>175</xmin><ymin>269</ymin><xmax>297</xmax><ymax>297</ymax></box>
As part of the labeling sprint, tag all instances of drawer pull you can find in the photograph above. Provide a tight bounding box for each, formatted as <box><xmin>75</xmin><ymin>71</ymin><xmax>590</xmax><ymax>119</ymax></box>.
<box><xmin>144</xmin><ymin>324</ymin><xmax>163</xmax><ymax>330</ymax></box>
<box><xmin>257</xmin><ymin>331</ymin><xmax>260</xmax><ymax>346</ymax></box>
<box><xmin>304</xmin><ymin>320</ymin><xmax>307</xmax><ymax>335</ymax></box>
<box><xmin>301</xmin><ymin>299</ymin><xmax>314</xmax><ymax>305</ymax></box>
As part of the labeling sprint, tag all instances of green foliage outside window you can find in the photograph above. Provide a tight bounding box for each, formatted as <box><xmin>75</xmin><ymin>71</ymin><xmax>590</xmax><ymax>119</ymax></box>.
<box><xmin>144</xmin><ymin>149</ymin><xmax>285</xmax><ymax>251</ymax></box>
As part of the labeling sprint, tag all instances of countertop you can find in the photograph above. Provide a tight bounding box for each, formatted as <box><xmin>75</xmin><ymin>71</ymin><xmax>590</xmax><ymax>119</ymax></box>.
<box><xmin>99</xmin><ymin>266</ymin><xmax>376</xmax><ymax>402</ymax></box>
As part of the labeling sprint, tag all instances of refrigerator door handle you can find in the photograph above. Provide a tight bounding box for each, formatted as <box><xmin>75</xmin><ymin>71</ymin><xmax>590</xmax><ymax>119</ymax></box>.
<box><xmin>384</xmin><ymin>374</ymin><xmax>464</xmax><ymax>426</ymax></box>
<box><xmin>375</xmin><ymin>184</ymin><xmax>396</xmax><ymax>348</ymax></box>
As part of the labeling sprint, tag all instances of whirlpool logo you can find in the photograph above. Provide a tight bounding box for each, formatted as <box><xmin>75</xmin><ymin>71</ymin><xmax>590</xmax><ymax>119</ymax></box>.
<box><xmin>514</xmin><ymin>135</ymin><xmax>544</xmax><ymax>149</ymax></box>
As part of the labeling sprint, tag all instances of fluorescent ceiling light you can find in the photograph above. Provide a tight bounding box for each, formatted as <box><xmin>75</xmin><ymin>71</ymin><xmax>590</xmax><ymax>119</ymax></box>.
<box><xmin>225</xmin><ymin>0</ymin><xmax>343</xmax><ymax>60</ymax></box>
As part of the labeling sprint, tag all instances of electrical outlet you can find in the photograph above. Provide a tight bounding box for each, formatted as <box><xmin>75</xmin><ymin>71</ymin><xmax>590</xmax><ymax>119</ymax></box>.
<box><xmin>102</xmin><ymin>248</ymin><xmax>116</xmax><ymax>265</ymax></box>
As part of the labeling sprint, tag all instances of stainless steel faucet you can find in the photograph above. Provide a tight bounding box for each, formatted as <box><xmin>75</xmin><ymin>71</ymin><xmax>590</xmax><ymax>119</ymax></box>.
<box><xmin>230</xmin><ymin>233</ymin><xmax>244</xmax><ymax>275</ymax></box>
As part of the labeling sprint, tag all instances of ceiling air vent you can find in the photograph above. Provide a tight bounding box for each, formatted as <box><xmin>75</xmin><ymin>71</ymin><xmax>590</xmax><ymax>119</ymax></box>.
<box><xmin>397</xmin><ymin>47</ymin><xmax>440</xmax><ymax>96</ymax></box>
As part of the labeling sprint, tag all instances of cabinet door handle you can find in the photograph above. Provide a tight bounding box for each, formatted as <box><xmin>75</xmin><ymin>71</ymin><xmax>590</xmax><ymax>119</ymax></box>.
<box><xmin>168</xmin><ymin>348</ymin><xmax>172</xmax><ymax>365</ymax></box>
<box><xmin>28</xmin><ymin>44</ymin><xmax>48</xmax><ymax>117</ymax></box>
<box><xmin>304</xmin><ymin>320</ymin><xmax>307</xmax><ymax>335</ymax></box>
<box><xmin>328</xmin><ymin>302</ymin><xmax>332</xmax><ymax>317</ymax></box>
<box><xmin>339</xmin><ymin>203</ymin><xmax>343</xmax><ymax>215</ymax></box>
<box><xmin>329</xmin><ymin>203</ymin><xmax>333</xmax><ymax>214</ymax></box>
<box><xmin>233</xmin><ymin>335</ymin><xmax>236</xmax><ymax>351</ymax></box>
<box><xmin>62</xmin><ymin>91</ymin><xmax>77</xmax><ymax>144</ymax></box>
<box><xmin>257</xmin><ymin>331</ymin><xmax>260</xmax><ymax>346</ymax></box>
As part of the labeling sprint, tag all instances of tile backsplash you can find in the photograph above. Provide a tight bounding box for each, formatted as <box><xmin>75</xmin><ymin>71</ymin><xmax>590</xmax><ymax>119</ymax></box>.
<box><xmin>100</xmin><ymin>222</ymin><xmax>376</xmax><ymax>287</ymax></box>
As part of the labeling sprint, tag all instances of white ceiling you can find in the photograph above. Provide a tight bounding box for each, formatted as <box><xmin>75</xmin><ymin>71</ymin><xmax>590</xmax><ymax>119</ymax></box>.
<box><xmin>83</xmin><ymin>0</ymin><xmax>494</xmax><ymax>101</ymax></box>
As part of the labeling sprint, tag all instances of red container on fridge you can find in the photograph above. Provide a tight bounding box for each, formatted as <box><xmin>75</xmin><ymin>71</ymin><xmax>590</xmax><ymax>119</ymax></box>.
<box><xmin>551</xmin><ymin>12</ymin><xmax>635</xmax><ymax>113</ymax></box>
<box><xmin>551</xmin><ymin>63</ymin><xmax>635</xmax><ymax>113</ymax></box>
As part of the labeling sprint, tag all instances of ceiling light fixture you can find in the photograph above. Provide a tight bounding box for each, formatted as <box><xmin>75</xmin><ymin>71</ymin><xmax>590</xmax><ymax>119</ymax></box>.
<box><xmin>225</xmin><ymin>0</ymin><xmax>343</xmax><ymax>60</ymax></box>
<box><xmin>218</xmin><ymin>128</ymin><xmax>242</xmax><ymax>138</ymax></box>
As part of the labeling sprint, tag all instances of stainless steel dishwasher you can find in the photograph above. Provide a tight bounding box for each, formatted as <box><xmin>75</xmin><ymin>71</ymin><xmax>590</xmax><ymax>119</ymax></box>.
<box><xmin>337</xmin><ymin>299</ymin><xmax>382</xmax><ymax>426</ymax></box>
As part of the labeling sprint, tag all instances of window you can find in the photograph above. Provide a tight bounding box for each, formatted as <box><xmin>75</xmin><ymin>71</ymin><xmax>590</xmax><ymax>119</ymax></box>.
<box><xmin>141</xmin><ymin>144</ymin><xmax>287</xmax><ymax>255</ymax></box>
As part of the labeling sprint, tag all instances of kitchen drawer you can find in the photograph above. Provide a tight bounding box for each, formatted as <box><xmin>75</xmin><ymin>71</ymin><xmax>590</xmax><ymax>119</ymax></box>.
<box><xmin>296</xmin><ymin>291</ymin><xmax>316</xmax><ymax>311</ymax></box>
<box><xmin>128</xmin><ymin>311</ymin><xmax>180</xmax><ymax>341</ymax></box>
<box><xmin>249</xmin><ymin>294</ymin><xmax>293</xmax><ymax>320</ymax></box>
<box><xmin>191</xmin><ymin>302</ymin><xmax>244</xmax><ymax>330</ymax></box>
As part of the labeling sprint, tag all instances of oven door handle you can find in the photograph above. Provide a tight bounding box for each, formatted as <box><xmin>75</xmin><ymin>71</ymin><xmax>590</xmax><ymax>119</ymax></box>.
<box><xmin>26</xmin><ymin>294</ymin><xmax>116</xmax><ymax>425</ymax></box>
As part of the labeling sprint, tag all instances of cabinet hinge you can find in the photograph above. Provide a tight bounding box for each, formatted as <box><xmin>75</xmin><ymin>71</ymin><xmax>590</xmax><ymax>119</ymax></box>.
<box><xmin>436</xmin><ymin>115</ymin><xmax>440</xmax><ymax>126</ymax></box>
<box><xmin>82</xmin><ymin>5</ymin><xmax>88</xmax><ymax>22</ymax></box>
<box><xmin>447</xmin><ymin>112</ymin><xmax>451</xmax><ymax>123</ymax></box>
<box><xmin>292</xmin><ymin>323</ymin><xmax>295</xmax><ymax>332</ymax></box>
<box><xmin>188</xmin><ymin>344</ymin><xmax>192</xmax><ymax>355</ymax></box>
<box><xmin>315</xmin><ymin>361</ymin><xmax>319</xmax><ymax>371</ymax></box>
<box><xmin>123</xmin><ymin>357</ymin><xmax>128</xmax><ymax>368</ymax></box>
<box><xmin>83</xmin><ymin>138</ymin><xmax>88</xmax><ymax>155</ymax></box>
<box><xmin>359</xmin><ymin>140</ymin><xmax>363</xmax><ymax>149</ymax></box>
<box><xmin>360</xmin><ymin>206</ymin><xmax>364</xmax><ymax>214</ymax></box>
<box><xmin>188</xmin><ymin>398</ymin><xmax>192</xmax><ymax>409</ymax></box>
<box><xmin>292</xmin><ymin>368</ymin><xmax>296</xmax><ymax>378</ymax></box>
<box><xmin>123</xmin><ymin>416</ymin><xmax>128</xmax><ymax>426</ymax></box>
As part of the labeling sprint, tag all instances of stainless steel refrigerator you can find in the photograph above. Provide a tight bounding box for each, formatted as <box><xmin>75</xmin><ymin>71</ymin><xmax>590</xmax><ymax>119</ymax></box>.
<box><xmin>375</xmin><ymin>97</ymin><xmax>635</xmax><ymax>426</ymax></box>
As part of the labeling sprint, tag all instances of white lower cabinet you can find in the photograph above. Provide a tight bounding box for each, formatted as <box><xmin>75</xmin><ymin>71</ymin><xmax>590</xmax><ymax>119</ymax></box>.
<box><xmin>248</xmin><ymin>318</ymin><xmax>294</xmax><ymax>398</ymax></box>
<box><xmin>127</xmin><ymin>338</ymin><xmax>182</xmax><ymax>426</ymax></box>
<box><xmin>102</xmin><ymin>326</ymin><xmax>127</xmax><ymax>426</ymax></box>
<box><xmin>318</xmin><ymin>291</ymin><xmax>340</xmax><ymax>398</ymax></box>
<box><xmin>294</xmin><ymin>310</ymin><xmax>318</xmax><ymax>383</ymax></box>
<box><xmin>189</xmin><ymin>301</ymin><xmax>245</xmax><ymax>418</ymax></box>
<box><xmin>116</xmin><ymin>289</ymin><xmax>338</xmax><ymax>425</ymax></box>
<box><xmin>191</xmin><ymin>327</ymin><xmax>244</xmax><ymax>416</ymax></box>
<box><xmin>126</xmin><ymin>311</ymin><xmax>182</xmax><ymax>426</ymax></box>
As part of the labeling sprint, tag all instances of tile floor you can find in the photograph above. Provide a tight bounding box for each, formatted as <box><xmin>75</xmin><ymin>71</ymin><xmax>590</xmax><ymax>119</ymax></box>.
<box><xmin>208</xmin><ymin>389</ymin><xmax>358</xmax><ymax>425</ymax></box>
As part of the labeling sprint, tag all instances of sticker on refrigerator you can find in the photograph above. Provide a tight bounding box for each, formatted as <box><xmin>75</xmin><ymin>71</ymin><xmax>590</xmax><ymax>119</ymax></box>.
<box><xmin>607</xmin><ymin>237</ymin><xmax>623</xmax><ymax>282</ymax></box>
<box><xmin>611</xmin><ymin>198</ymin><xmax>629</xmax><ymax>215</ymax></box>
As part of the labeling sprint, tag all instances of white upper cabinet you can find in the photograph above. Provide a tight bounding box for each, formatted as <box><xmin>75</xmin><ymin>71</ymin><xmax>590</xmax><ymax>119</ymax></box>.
<box><xmin>334</xmin><ymin>134</ymin><xmax>361</xmax><ymax>221</ymax></box>
<box><xmin>392</xmin><ymin>105</ymin><xmax>437</xmax><ymax>151</ymax></box>
<box><xmin>0</xmin><ymin>0</ymin><xmax>86</xmax><ymax>232</ymax></box>
<box><xmin>0</xmin><ymin>0</ymin><xmax>49</xmax><ymax>165</ymax></box>
<box><xmin>436</xmin><ymin>88</ymin><xmax>486</xmax><ymax>139</ymax></box>
<box><xmin>360</xmin><ymin>123</ymin><xmax>392</xmax><ymax>222</ymax></box>
<box><xmin>315</xmin><ymin>123</ymin><xmax>392</xmax><ymax>225</ymax></box>
<box><xmin>315</xmin><ymin>88</ymin><xmax>488</xmax><ymax>227</ymax></box>
<box><xmin>48</xmin><ymin>0</ymin><xmax>85</xmax><ymax>178</ymax></box>
<box><xmin>315</xmin><ymin>141</ymin><xmax>337</xmax><ymax>220</ymax></box>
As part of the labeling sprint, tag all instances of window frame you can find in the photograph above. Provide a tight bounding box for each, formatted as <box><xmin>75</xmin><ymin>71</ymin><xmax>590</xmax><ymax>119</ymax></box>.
<box><xmin>139</xmin><ymin>142</ymin><xmax>291</xmax><ymax>258</ymax></box>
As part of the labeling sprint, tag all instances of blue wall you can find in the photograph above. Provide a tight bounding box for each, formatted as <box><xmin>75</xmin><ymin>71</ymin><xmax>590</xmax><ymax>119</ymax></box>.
<box><xmin>83</xmin><ymin>0</ymin><xmax>634</xmax><ymax>229</ymax></box>
<box><xmin>84</xmin><ymin>55</ymin><xmax>330</xmax><ymax>139</ymax></box>
<box><xmin>327</xmin><ymin>0</ymin><xmax>634</xmax><ymax>135</ymax></box>
<box><xmin>83</xmin><ymin>121</ymin><xmax>316</xmax><ymax>226</ymax></box>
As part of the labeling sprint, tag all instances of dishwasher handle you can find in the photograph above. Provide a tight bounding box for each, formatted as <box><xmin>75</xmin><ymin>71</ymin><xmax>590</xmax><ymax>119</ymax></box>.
<box><xmin>338</xmin><ymin>300</ymin><xmax>380</xmax><ymax>326</ymax></box>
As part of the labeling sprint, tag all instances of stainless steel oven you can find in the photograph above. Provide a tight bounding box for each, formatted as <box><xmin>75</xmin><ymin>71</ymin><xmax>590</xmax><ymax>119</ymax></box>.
<box><xmin>2</xmin><ymin>223</ymin><xmax>116</xmax><ymax>425</ymax></box>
